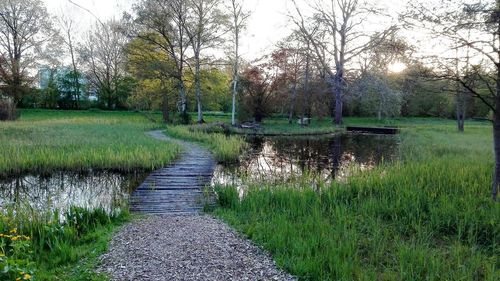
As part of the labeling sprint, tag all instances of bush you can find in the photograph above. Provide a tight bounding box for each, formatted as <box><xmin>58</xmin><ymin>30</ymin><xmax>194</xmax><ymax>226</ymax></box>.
<box><xmin>0</xmin><ymin>98</ymin><xmax>17</xmax><ymax>121</ymax></box>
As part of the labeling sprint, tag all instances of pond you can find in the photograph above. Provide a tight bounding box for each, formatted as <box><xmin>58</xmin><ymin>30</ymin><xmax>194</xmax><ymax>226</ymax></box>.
<box><xmin>0</xmin><ymin>133</ymin><xmax>399</xmax><ymax>215</ymax></box>
<box><xmin>213</xmin><ymin>133</ymin><xmax>400</xmax><ymax>186</ymax></box>
<box><xmin>0</xmin><ymin>171</ymin><xmax>148</xmax><ymax>216</ymax></box>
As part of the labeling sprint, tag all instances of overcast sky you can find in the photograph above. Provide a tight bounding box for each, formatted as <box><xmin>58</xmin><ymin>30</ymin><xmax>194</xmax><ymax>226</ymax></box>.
<box><xmin>43</xmin><ymin>0</ymin><xmax>407</xmax><ymax>61</ymax></box>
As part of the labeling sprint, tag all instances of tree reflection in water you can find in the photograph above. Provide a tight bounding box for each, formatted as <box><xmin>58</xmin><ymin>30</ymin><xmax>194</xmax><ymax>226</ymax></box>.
<box><xmin>213</xmin><ymin>133</ymin><xmax>399</xmax><ymax>189</ymax></box>
<box><xmin>0</xmin><ymin>171</ymin><xmax>148</xmax><ymax>216</ymax></box>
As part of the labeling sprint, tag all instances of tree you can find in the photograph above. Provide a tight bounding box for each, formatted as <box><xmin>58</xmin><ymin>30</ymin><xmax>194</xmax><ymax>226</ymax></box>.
<box><xmin>406</xmin><ymin>0</ymin><xmax>500</xmax><ymax>200</ymax></box>
<box><xmin>0</xmin><ymin>0</ymin><xmax>54</xmax><ymax>106</ymax></box>
<box><xmin>358</xmin><ymin>35</ymin><xmax>410</xmax><ymax>119</ymax></box>
<box><xmin>58</xmin><ymin>14</ymin><xmax>82</xmax><ymax>109</ymax></box>
<box><xmin>133</xmin><ymin>0</ymin><xmax>191</xmax><ymax>123</ymax></box>
<box><xmin>228</xmin><ymin>0</ymin><xmax>250</xmax><ymax>126</ymax></box>
<box><xmin>349</xmin><ymin>72</ymin><xmax>403</xmax><ymax>118</ymax></box>
<box><xmin>239</xmin><ymin>66</ymin><xmax>274</xmax><ymax>123</ymax></box>
<box><xmin>79</xmin><ymin>20</ymin><xmax>129</xmax><ymax>109</ymax></box>
<box><xmin>185</xmin><ymin>0</ymin><xmax>226</xmax><ymax>123</ymax></box>
<box><xmin>271</xmin><ymin>34</ymin><xmax>309</xmax><ymax>124</ymax></box>
<box><xmin>126</xmin><ymin>36</ymin><xmax>177</xmax><ymax>122</ymax></box>
<box><xmin>290</xmin><ymin>0</ymin><xmax>395</xmax><ymax>124</ymax></box>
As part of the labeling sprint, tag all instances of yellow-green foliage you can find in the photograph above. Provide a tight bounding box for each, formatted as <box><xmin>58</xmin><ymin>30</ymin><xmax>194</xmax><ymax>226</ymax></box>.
<box><xmin>215</xmin><ymin>120</ymin><xmax>499</xmax><ymax>280</ymax></box>
<box><xmin>0</xmin><ymin>110</ymin><xmax>180</xmax><ymax>177</ymax></box>
<box><xmin>166</xmin><ymin>126</ymin><xmax>246</xmax><ymax>163</ymax></box>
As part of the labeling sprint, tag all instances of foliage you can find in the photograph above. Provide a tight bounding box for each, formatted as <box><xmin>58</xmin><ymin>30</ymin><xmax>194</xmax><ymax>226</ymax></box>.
<box><xmin>348</xmin><ymin>72</ymin><xmax>403</xmax><ymax>118</ymax></box>
<box><xmin>214</xmin><ymin>120</ymin><xmax>499</xmax><ymax>280</ymax></box>
<box><xmin>238</xmin><ymin>67</ymin><xmax>275</xmax><ymax>123</ymax></box>
<box><xmin>0</xmin><ymin>0</ymin><xmax>54</xmax><ymax>104</ymax></box>
<box><xmin>0</xmin><ymin>228</ymin><xmax>34</xmax><ymax>281</ymax></box>
<box><xmin>0</xmin><ymin>206</ymin><xmax>129</xmax><ymax>281</ymax></box>
<box><xmin>57</xmin><ymin>70</ymin><xmax>87</xmax><ymax>110</ymax></box>
<box><xmin>195</xmin><ymin>69</ymin><xmax>232</xmax><ymax>112</ymax></box>
<box><xmin>0</xmin><ymin>110</ymin><xmax>180</xmax><ymax>177</ymax></box>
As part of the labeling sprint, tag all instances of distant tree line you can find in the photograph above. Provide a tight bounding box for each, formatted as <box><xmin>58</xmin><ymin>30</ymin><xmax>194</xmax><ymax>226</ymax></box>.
<box><xmin>0</xmin><ymin>0</ymin><xmax>493</xmax><ymax>123</ymax></box>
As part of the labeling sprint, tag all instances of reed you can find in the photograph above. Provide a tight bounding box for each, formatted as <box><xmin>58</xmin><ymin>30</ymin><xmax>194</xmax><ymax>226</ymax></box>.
<box><xmin>0</xmin><ymin>205</ymin><xmax>128</xmax><ymax>280</ymax></box>
<box><xmin>214</xmin><ymin>121</ymin><xmax>499</xmax><ymax>280</ymax></box>
<box><xmin>0</xmin><ymin>110</ymin><xmax>180</xmax><ymax>177</ymax></box>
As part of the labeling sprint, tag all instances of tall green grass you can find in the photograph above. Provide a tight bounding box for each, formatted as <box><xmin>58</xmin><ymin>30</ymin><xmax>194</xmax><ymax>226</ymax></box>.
<box><xmin>214</xmin><ymin>121</ymin><xmax>499</xmax><ymax>280</ymax></box>
<box><xmin>166</xmin><ymin>126</ymin><xmax>246</xmax><ymax>163</ymax></box>
<box><xmin>0</xmin><ymin>110</ymin><xmax>180</xmax><ymax>177</ymax></box>
<box><xmin>0</xmin><ymin>206</ymin><xmax>128</xmax><ymax>280</ymax></box>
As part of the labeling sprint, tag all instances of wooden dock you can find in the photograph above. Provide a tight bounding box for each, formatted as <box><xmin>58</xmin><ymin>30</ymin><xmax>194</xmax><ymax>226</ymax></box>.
<box><xmin>130</xmin><ymin>131</ymin><xmax>216</xmax><ymax>215</ymax></box>
<box><xmin>346</xmin><ymin>126</ymin><xmax>399</xmax><ymax>134</ymax></box>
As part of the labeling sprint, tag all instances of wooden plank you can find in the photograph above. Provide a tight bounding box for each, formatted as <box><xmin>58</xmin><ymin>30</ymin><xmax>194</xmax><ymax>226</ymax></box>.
<box><xmin>346</xmin><ymin>126</ymin><xmax>399</xmax><ymax>134</ymax></box>
<box><xmin>129</xmin><ymin>131</ymin><xmax>216</xmax><ymax>214</ymax></box>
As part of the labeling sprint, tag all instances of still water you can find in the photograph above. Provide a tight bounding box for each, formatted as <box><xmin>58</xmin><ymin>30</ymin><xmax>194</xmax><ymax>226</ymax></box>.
<box><xmin>0</xmin><ymin>133</ymin><xmax>399</xmax><ymax>214</ymax></box>
<box><xmin>213</xmin><ymin>133</ymin><xmax>400</xmax><ymax>186</ymax></box>
<box><xmin>0</xmin><ymin>171</ymin><xmax>148</xmax><ymax>215</ymax></box>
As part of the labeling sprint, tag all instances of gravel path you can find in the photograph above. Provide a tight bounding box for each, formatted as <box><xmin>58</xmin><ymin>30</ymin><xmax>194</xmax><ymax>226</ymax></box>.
<box><xmin>98</xmin><ymin>215</ymin><xmax>296</xmax><ymax>281</ymax></box>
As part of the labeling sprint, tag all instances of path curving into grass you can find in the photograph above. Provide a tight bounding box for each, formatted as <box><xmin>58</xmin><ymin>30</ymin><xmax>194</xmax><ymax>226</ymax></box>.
<box><xmin>101</xmin><ymin>131</ymin><xmax>294</xmax><ymax>280</ymax></box>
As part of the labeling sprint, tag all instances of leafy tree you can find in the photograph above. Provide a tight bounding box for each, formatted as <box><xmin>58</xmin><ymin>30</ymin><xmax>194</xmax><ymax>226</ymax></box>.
<box><xmin>0</xmin><ymin>0</ymin><xmax>54</xmax><ymax>107</ymax></box>
<box><xmin>126</xmin><ymin>36</ymin><xmax>178</xmax><ymax>121</ymax></box>
<box><xmin>239</xmin><ymin>66</ymin><xmax>274</xmax><ymax>123</ymax></box>
<box><xmin>133</xmin><ymin>0</ymin><xmax>191</xmax><ymax>123</ymax></box>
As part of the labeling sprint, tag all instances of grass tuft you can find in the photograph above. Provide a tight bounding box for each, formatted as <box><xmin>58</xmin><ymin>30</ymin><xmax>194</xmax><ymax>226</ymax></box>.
<box><xmin>166</xmin><ymin>126</ymin><xmax>246</xmax><ymax>163</ymax></box>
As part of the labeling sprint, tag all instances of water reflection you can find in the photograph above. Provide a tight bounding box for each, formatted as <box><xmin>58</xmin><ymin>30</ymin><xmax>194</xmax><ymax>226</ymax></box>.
<box><xmin>213</xmin><ymin>133</ymin><xmax>399</xmax><ymax>186</ymax></box>
<box><xmin>0</xmin><ymin>171</ymin><xmax>148</xmax><ymax>215</ymax></box>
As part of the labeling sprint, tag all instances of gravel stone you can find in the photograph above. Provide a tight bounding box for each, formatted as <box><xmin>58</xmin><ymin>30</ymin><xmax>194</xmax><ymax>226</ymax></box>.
<box><xmin>98</xmin><ymin>215</ymin><xmax>296</xmax><ymax>281</ymax></box>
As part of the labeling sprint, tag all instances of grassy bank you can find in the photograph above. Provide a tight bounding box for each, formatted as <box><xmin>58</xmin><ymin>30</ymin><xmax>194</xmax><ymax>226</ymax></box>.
<box><xmin>214</xmin><ymin>121</ymin><xmax>499</xmax><ymax>280</ymax></box>
<box><xmin>0</xmin><ymin>110</ymin><xmax>180</xmax><ymax>177</ymax></box>
<box><xmin>0</xmin><ymin>207</ymin><xmax>129</xmax><ymax>281</ymax></box>
<box><xmin>166</xmin><ymin>126</ymin><xmax>246</xmax><ymax>163</ymax></box>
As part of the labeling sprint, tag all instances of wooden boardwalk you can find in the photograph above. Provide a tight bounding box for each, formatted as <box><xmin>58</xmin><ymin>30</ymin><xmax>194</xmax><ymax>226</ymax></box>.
<box><xmin>130</xmin><ymin>131</ymin><xmax>216</xmax><ymax>215</ymax></box>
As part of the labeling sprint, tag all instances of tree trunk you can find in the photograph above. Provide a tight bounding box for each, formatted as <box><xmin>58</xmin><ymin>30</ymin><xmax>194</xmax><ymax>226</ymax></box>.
<box><xmin>288</xmin><ymin>84</ymin><xmax>297</xmax><ymax>124</ymax></box>
<box><xmin>162</xmin><ymin>91</ymin><xmax>169</xmax><ymax>123</ymax></box>
<box><xmin>195</xmin><ymin>54</ymin><xmax>203</xmax><ymax>123</ymax></box>
<box><xmin>456</xmin><ymin>98</ymin><xmax>465</xmax><ymax>133</ymax></box>
<box><xmin>492</xmin><ymin>70</ymin><xmax>500</xmax><ymax>201</ymax></box>
<box><xmin>301</xmin><ymin>49</ymin><xmax>311</xmax><ymax>126</ymax></box>
<box><xmin>334</xmin><ymin>86</ymin><xmax>343</xmax><ymax>124</ymax></box>
<box><xmin>231</xmin><ymin>41</ymin><xmax>239</xmax><ymax>125</ymax></box>
<box><xmin>333</xmin><ymin>72</ymin><xmax>343</xmax><ymax>125</ymax></box>
<box><xmin>68</xmin><ymin>30</ymin><xmax>80</xmax><ymax>110</ymax></box>
<box><xmin>492</xmin><ymin>114</ymin><xmax>499</xmax><ymax>201</ymax></box>
<box><xmin>231</xmin><ymin>11</ymin><xmax>240</xmax><ymax>126</ymax></box>
<box><xmin>179</xmin><ymin>79</ymin><xmax>188</xmax><ymax>124</ymax></box>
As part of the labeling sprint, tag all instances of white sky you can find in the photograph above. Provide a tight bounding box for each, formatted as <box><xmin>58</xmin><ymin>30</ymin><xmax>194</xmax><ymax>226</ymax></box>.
<box><xmin>43</xmin><ymin>0</ymin><xmax>407</xmax><ymax>61</ymax></box>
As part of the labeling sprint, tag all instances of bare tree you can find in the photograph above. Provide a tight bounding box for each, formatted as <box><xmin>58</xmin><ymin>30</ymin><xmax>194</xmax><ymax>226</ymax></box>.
<box><xmin>0</xmin><ymin>0</ymin><xmax>54</xmax><ymax>104</ymax></box>
<box><xmin>185</xmin><ymin>0</ymin><xmax>226</xmax><ymax>123</ymax></box>
<box><xmin>58</xmin><ymin>14</ymin><xmax>82</xmax><ymax>109</ymax></box>
<box><xmin>290</xmin><ymin>0</ymin><xmax>395</xmax><ymax>124</ymax></box>
<box><xmin>406</xmin><ymin>0</ymin><xmax>500</xmax><ymax>200</ymax></box>
<box><xmin>79</xmin><ymin>20</ymin><xmax>128</xmax><ymax>109</ymax></box>
<box><xmin>228</xmin><ymin>0</ymin><xmax>250</xmax><ymax>126</ymax></box>
<box><xmin>133</xmin><ymin>0</ymin><xmax>191</xmax><ymax>123</ymax></box>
